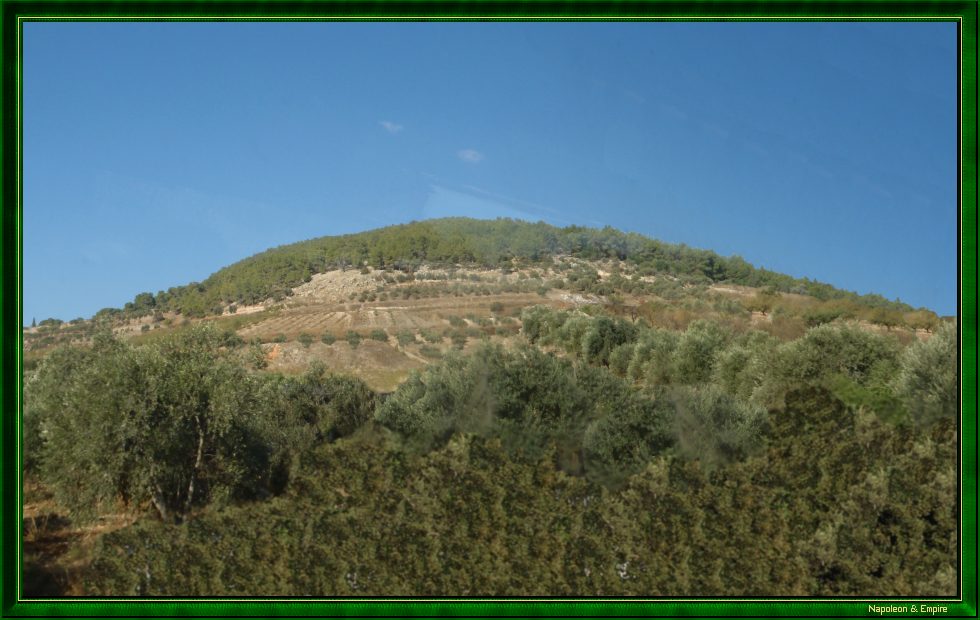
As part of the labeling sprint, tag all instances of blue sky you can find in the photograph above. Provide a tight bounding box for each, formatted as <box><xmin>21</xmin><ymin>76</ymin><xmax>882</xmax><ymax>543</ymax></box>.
<box><xmin>23</xmin><ymin>21</ymin><xmax>959</xmax><ymax>323</ymax></box>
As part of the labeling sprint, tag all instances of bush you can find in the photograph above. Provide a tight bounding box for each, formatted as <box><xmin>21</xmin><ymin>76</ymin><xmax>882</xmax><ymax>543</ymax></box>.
<box><xmin>890</xmin><ymin>321</ymin><xmax>957</xmax><ymax>426</ymax></box>
<box><xmin>419</xmin><ymin>345</ymin><xmax>443</xmax><ymax>360</ymax></box>
<box><xmin>608</xmin><ymin>342</ymin><xmax>634</xmax><ymax>377</ymax></box>
<box><xmin>713</xmin><ymin>299</ymin><xmax>749</xmax><ymax>316</ymax></box>
<box><xmin>273</xmin><ymin>333</ymin><xmax>288</xmax><ymax>343</ymax></box>
<box><xmin>297</xmin><ymin>333</ymin><xmax>314</xmax><ymax>348</ymax></box>
<box><xmin>370</xmin><ymin>329</ymin><xmax>389</xmax><ymax>342</ymax></box>
<box><xmin>670</xmin><ymin>320</ymin><xmax>732</xmax><ymax>385</ymax></box>
<box><xmin>360</xmin><ymin>266</ymin><xmax>371</xmax><ymax>275</ymax></box>
<box><xmin>671</xmin><ymin>384</ymin><xmax>768</xmax><ymax>473</ymax></box>
<box><xmin>321</xmin><ymin>333</ymin><xmax>336</xmax><ymax>345</ymax></box>
<box><xmin>450</xmin><ymin>331</ymin><xmax>467</xmax><ymax>350</ymax></box>
<box><xmin>447</xmin><ymin>315</ymin><xmax>466</xmax><ymax>328</ymax></box>
<box><xmin>802</xmin><ymin>306</ymin><xmax>845</xmax><ymax>327</ymax></box>
<box><xmin>345</xmin><ymin>331</ymin><xmax>362</xmax><ymax>349</ymax></box>
<box><xmin>627</xmin><ymin>328</ymin><xmax>681</xmax><ymax>385</ymax></box>
<box><xmin>396</xmin><ymin>331</ymin><xmax>418</xmax><ymax>347</ymax></box>
<box><xmin>141</xmin><ymin>324</ymin><xmax>149</xmax><ymax>333</ymax></box>
<box><xmin>421</xmin><ymin>329</ymin><xmax>443</xmax><ymax>344</ymax></box>
<box><xmin>489</xmin><ymin>301</ymin><xmax>504</xmax><ymax>313</ymax></box>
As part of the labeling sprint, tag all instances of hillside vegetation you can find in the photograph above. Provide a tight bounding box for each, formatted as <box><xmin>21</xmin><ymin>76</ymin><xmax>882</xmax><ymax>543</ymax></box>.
<box><xmin>21</xmin><ymin>218</ymin><xmax>958</xmax><ymax>597</ymax></box>
<box><xmin>92</xmin><ymin>217</ymin><xmax>922</xmax><ymax>322</ymax></box>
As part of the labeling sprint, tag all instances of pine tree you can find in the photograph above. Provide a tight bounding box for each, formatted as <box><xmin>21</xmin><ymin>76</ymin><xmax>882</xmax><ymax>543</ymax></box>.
<box><xmin>31</xmin><ymin>317</ymin><xmax>35</xmax><ymax>328</ymax></box>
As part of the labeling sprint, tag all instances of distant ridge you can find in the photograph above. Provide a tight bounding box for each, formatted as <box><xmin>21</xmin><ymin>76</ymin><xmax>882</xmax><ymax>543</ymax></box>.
<box><xmin>91</xmin><ymin>217</ymin><xmax>921</xmax><ymax>322</ymax></box>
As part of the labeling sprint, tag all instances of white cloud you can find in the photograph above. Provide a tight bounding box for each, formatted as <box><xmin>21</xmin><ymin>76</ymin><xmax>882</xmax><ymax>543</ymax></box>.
<box><xmin>379</xmin><ymin>120</ymin><xmax>403</xmax><ymax>134</ymax></box>
<box><xmin>457</xmin><ymin>150</ymin><xmax>484</xmax><ymax>163</ymax></box>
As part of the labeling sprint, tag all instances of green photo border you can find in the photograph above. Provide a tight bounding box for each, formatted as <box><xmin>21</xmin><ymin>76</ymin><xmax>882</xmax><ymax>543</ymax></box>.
<box><xmin>3</xmin><ymin>2</ymin><xmax>975</xmax><ymax>617</ymax></box>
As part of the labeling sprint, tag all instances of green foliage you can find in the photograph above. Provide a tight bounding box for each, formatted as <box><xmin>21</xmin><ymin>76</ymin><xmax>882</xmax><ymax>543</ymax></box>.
<box><xmin>345</xmin><ymin>330</ymin><xmax>362</xmax><ymax>349</ymax></box>
<box><xmin>802</xmin><ymin>306</ymin><xmax>845</xmax><ymax>327</ymax></box>
<box><xmin>581</xmin><ymin>315</ymin><xmax>638</xmax><ymax>367</ymax></box>
<box><xmin>420</xmin><ymin>329</ymin><xmax>443</xmax><ymax>344</ymax></box>
<box><xmin>748</xmin><ymin>322</ymin><xmax>904</xmax><ymax>409</ymax></box>
<box><xmin>671</xmin><ymin>384</ymin><xmax>768</xmax><ymax>473</ymax></box>
<box><xmin>489</xmin><ymin>301</ymin><xmax>504</xmax><ymax>313</ymax></box>
<box><xmin>27</xmin><ymin>324</ymin><xmax>270</xmax><ymax>524</ymax></box>
<box><xmin>869</xmin><ymin>307</ymin><xmax>905</xmax><ymax>331</ymax></box>
<box><xmin>890</xmin><ymin>322</ymin><xmax>957</xmax><ymax>427</ymax></box>
<box><xmin>297</xmin><ymin>333</ymin><xmax>314</xmax><ymax>348</ymax></box>
<box><xmin>273</xmin><ymin>333</ymin><xmax>287</xmax><ymax>343</ymax></box>
<box><xmin>86</xmin><ymin>387</ymin><xmax>956</xmax><ymax>596</ymax></box>
<box><xmin>712</xmin><ymin>298</ymin><xmax>748</xmax><ymax>316</ymax></box>
<box><xmin>419</xmin><ymin>345</ymin><xmax>443</xmax><ymax>360</ymax></box>
<box><xmin>627</xmin><ymin>328</ymin><xmax>681</xmax><ymax>385</ymax></box>
<box><xmin>669</xmin><ymin>319</ymin><xmax>732</xmax><ymax>385</ymax></box>
<box><xmin>369</xmin><ymin>329</ymin><xmax>389</xmax><ymax>342</ymax></box>
<box><xmin>396</xmin><ymin>331</ymin><xmax>418</xmax><ymax>347</ymax></box>
<box><xmin>447</xmin><ymin>315</ymin><xmax>466</xmax><ymax>328</ymax></box>
<box><xmin>321</xmin><ymin>333</ymin><xmax>337</xmax><ymax>345</ymax></box>
<box><xmin>247</xmin><ymin>343</ymin><xmax>269</xmax><ymax>370</ymax></box>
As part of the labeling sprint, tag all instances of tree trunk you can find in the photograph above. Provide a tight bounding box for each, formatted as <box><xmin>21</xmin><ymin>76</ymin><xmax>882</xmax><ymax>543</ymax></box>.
<box><xmin>151</xmin><ymin>485</ymin><xmax>170</xmax><ymax>523</ymax></box>
<box><xmin>180</xmin><ymin>415</ymin><xmax>206</xmax><ymax>523</ymax></box>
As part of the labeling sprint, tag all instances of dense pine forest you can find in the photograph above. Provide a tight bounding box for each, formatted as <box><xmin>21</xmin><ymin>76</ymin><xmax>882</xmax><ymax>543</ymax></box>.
<box><xmin>22</xmin><ymin>218</ymin><xmax>959</xmax><ymax>597</ymax></box>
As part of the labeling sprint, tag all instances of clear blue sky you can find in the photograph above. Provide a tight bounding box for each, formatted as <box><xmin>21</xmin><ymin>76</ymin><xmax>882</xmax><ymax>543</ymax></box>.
<box><xmin>23</xmin><ymin>21</ymin><xmax>959</xmax><ymax>324</ymax></box>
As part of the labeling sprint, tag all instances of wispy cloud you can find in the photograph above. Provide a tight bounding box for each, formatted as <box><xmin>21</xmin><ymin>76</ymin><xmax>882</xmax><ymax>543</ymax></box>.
<box><xmin>379</xmin><ymin>120</ymin><xmax>403</xmax><ymax>134</ymax></box>
<box><xmin>457</xmin><ymin>149</ymin><xmax>484</xmax><ymax>163</ymax></box>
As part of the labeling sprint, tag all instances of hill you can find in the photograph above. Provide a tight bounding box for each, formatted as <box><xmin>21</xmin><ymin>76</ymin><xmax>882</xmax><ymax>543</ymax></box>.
<box><xmin>97</xmin><ymin>217</ymin><xmax>922</xmax><ymax>322</ymax></box>
<box><xmin>20</xmin><ymin>218</ymin><xmax>958</xmax><ymax>597</ymax></box>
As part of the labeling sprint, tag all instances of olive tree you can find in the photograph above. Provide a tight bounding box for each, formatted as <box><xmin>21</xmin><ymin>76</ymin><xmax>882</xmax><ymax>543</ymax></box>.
<box><xmin>891</xmin><ymin>321</ymin><xmax>958</xmax><ymax>426</ymax></box>
<box><xmin>30</xmin><ymin>324</ymin><xmax>270</xmax><ymax>524</ymax></box>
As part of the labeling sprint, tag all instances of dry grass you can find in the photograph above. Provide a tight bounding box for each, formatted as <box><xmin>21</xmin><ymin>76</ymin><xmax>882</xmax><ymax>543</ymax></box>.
<box><xmin>21</xmin><ymin>478</ymin><xmax>138</xmax><ymax>597</ymax></box>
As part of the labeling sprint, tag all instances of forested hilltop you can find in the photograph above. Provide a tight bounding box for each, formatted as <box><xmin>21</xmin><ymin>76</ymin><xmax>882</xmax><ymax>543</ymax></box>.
<box><xmin>95</xmin><ymin>217</ymin><xmax>920</xmax><ymax>322</ymax></box>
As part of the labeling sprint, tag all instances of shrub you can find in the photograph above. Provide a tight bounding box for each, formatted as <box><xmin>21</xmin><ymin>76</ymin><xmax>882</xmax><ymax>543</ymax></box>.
<box><xmin>450</xmin><ymin>331</ymin><xmax>467</xmax><ymax>349</ymax></box>
<box><xmin>671</xmin><ymin>384</ymin><xmax>768</xmax><ymax>473</ymax></box>
<box><xmin>297</xmin><ymin>333</ymin><xmax>314</xmax><ymax>348</ymax></box>
<box><xmin>396</xmin><ymin>331</ymin><xmax>418</xmax><ymax>347</ymax></box>
<box><xmin>890</xmin><ymin>321</ymin><xmax>957</xmax><ymax>427</ymax></box>
<box><xmin>419</xmin><ymin>345</ymin><xmax>443</xmax><ymax>360</ymax></box>
<box><xmin>669</xmin><ymin>320</ymin><xmax>732</xmax><ymax>385</ymax></box>
<box><xmin>273</xmin><ymin>333</ymin><xmax>288</xmax><ymax>343</ymax></box>
<box><xmin>608</xmin><ymin>343</ymin><xmax>635</xmax><ymax>378</ymax></box>
<box><xmin>421</xmin><ymin>329</ymin><xmax>443</xmax><ymax>344</ymax></box>
<box><xmin>510</xmin><ymin>307</ymin><xmax>523</xmax><ymax>318</ymax></box>
<box><xmin>581</xmin><ymin>316</ymin><xmax>638</xmax><ymax>367</ymax></box>
<box><xmin>447</xmin><ymin>315</ymin><xmax>466</xmax><ymax>328</ymax></box>
<box><xmin>370</xmin><ymin>329</ymin><xmax>389</xmax><ymax>342</ymax></box>
<box><xmin>628</xmin><ymin>328</ymin><xmax>681</xmax><ymax>385</ymax></box>
<box><xmin>141</xmin><ymin>324</ymin><xmax>150</xmax><ymax>333</ymax></box>
<box><xmin>345</xmin><ymin>331</ymin><xmax>362</xmax><ymax>349</ymax></box>
<box><xmin>321</xmin><ymin>333</ymin><xmax>336</xmax><ymax>345</ymax></box>
<box><xmin>802</xmin><ymin>306</ymin><xmax>845</xmax><ymax>327</ymax></box>
<box><xmin>360</xmin><ymin>266</ymin><xmax>371</xmax><ymax>275</ymax></box>
<box><xmin>489</xmin><ymin>301</ymin><xmax>504</xmax><ymax>313</ymax></box>
<box><xmin>228</xmin><ymin>304</ymin><xmax>238</xmax><ymax>314</ymax></box>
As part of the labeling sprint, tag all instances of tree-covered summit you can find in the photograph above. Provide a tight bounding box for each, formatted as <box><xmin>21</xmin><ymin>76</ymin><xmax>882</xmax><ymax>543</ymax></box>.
<box><xmin>104</xmin><ymin>217</ymin><xmax>919</xmax><ymax>322</ymax></box>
